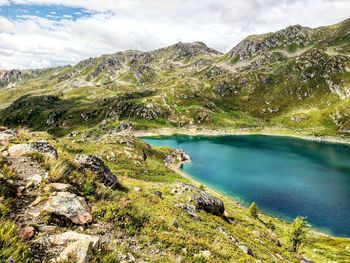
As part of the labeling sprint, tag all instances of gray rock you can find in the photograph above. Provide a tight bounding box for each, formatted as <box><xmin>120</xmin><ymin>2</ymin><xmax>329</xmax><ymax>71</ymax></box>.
<box><xmin>48</xmin><ymin>231</ymin><xmax>100</xmax><ymax>248</ymax></box>
<box><xmin>194</xmin><ymin>191</ymin><xmax>225</xmax><ymax>216</ymax></box>
<box><xmin>154</xmin><ymin>190</ymin><xmax>163</xmax><ymax>198</ymax></box>
<box><xmin>238</xmin><ymin>244</ymin><xmax>253</xmax><ymax>255</ymax></box>
<box><xmin>8</xmin><ymin>140</ymin><xmax>58</xmax><ymax>159</ymax></box>
<box><xmin>75</xmin><ymin>154</ymin><xmax>119</xmax><ymax>189</ymax></box>
<box><xmin>301</xmin><ymin>256</ymin><xmax>314</xmax><ymax>263</ymax></box>
<box><xmin>178</xmin><ymin>203</ymin><xmax>199</xmax><ymax>219</ymax></box>
<box><xmin>42</xmin><ymin>192</ymin><xmax>92</xmax><ymax>225</ymax></box>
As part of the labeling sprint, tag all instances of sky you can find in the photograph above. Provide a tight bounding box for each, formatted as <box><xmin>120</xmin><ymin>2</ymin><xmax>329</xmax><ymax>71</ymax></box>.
<box><xmin>0</xmin><ymin>0</ymin><xmax>349</xmax><ymax>70</ymax></box>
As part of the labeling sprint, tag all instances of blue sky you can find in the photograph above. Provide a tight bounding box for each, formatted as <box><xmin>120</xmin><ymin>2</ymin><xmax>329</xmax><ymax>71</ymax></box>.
<box><xmin>0</xmin><ymin>3</ymin><xmax>93</xmax><ymax>21</ymax></box>
<box><xmin>0</xmin><ymin>0</ymin><xmax>349</xmax><ymax>69</ymax></box>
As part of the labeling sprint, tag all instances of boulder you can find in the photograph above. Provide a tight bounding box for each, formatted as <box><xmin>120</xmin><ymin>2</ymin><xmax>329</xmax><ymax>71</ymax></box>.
<box><xmin>55</xmin><ymin>240</ymin><xmax>93</xmax><ymax>263</ymax></box>
<box><xmin>42</xmin><ymin>192</ymin><xmax>92</xmax><ymax>225</ymax></box>
<box><xmin>8</xmin><ymin>140</ymin><xmax>58</xmax><ymax>159</ymax></box>
<box><xmin>194</xmin><ymin>191</ymin><xmax>225</xmax><ymax>216</ymax></box>
<box><xmin>75</xmin><ymin>155</ymin><xmax>119</xmax><ymax>189</ymax></box>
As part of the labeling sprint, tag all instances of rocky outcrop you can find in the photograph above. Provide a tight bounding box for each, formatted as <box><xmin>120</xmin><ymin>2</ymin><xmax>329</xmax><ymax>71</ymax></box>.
<box><xmin>8</xmin><ymin>141</ymin><xmax>58</xmax><ymax>159</ymax></box>
<box><xmin>115</xmin><ymin>121</ymin><xmax>133</xmax><ymax>133</ymax></box>
<box><xmin>228</xmin><ymin>25</ymin><xmax>314</xmax><ymax>61</ymax></box>
<box><xmin>164</xmin><ymin>149</ymin><xmax>191</xmax><ymax>167</ymax></box>
<box><xmin>42</xmin><ymin>192</ymin><xmax>92</xmax><ymax>225</ymax></box>
<box><xmin>194</xmin><ymin>191</ymin><xmax>225</xmax><ymax>216</ymax></box>
<box><xmin>75</xmin><ymin>155</ymin><xmax>119</xmax><ymax>189</ymax></box>
<box><xmin>213</xmin><ymin>81</ymin><xmax>240</xmax><ymax>96</ymax></box>
<box><xmin>0</xmin><ymin>69</ymin><xmax>22</xmax><ymax>87</ymax></box>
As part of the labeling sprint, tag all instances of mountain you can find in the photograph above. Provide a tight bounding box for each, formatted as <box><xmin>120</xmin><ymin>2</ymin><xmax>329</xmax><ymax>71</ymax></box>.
<box><xmin>1</xmin><ymin>19</ymin><xmax>350</xmax><ymax>263</ymax></box>
<box><xmin>0</xmin><ymin>19</ymin><xmax>349</xmax><ymax>137</ymax></box>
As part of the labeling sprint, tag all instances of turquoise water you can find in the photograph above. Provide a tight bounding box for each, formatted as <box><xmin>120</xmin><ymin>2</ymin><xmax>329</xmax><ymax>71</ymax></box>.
<box><xmin>143</xmin><ymin>135</ymin><xmax>350</xmax><ymax>237</ymax></box>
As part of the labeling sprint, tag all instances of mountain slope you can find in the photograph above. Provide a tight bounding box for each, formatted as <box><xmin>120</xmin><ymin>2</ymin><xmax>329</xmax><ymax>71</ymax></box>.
<box><xmin>0</xmin><ymin>19</ymin><xmax>349</xmax><ymax>137</ymax></box>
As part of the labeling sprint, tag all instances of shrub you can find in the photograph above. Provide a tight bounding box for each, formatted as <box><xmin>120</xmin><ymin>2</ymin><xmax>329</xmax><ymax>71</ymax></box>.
<box><xmin>248</xmin><ymin>202</ymin><xmax>259</xmax><ymax>218</ymax></box>
<box><xmin>288</xmin><ymin>216</ymin><xmax>307</xmax><ymax>252</ymax></box>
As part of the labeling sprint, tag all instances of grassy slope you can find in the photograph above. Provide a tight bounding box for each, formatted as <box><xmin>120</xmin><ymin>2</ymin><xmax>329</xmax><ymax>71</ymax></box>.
<box><xmin>1</xmin><ymin>130</ymin><xmax>349</xmax><ymax>262</ymax></box>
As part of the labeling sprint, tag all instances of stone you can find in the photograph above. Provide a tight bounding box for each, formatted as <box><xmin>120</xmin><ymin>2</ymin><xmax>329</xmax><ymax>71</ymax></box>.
<box><xmin>8</xmin><ymin>141</ymin><xmax>58</xmax><ymax>159</ymax></box>
<box><xmin>48</xmin><ymin>231</ymin><xmax>100</xmax><ymax>248</ymax></box>
<box><xmin>75</xmin><ymin>155</ymin><xmax>119</xmax><ymax>189</ymax></box>
<box><xmin>0</xmin><ymin>129</ymin><xmax>16</xmax><ymax>141</ymax></box>
<box><xmin>42</xmin><ymin>192</ymin><xmax>92</xmax><ymax>225</ymax></box>
<box><xmin>194</xmin><ymin>250</ymin><xmax>211</xmax><ymax>259</ymax></box>
<box><xmin>154</xmin><ymin>190</ymin><xmax>163</xmax><ymax>198</ymax></box>
<box><xmin>30</xmin><ymin>141</ymin><xmax>58</xmax><ymax>159</ymax></box>
<box><xmin>194</xmin><ymin>191</ymin><xmax>225</xmax><ymax>216</ymax></box>
<box><xmin>301</xmin><ymin>256</ymin><xmax>314</xmax><ymax>263</ymax></box>
<box><xmin>238</xmin><ymin>244</ymin><xmax>253</xmax><ymax>255</ymax></box>
<box><xmin>133</xmin><ymin>186</ymin><xmax>141</xmax><ymax>192</ymax></box>
<box><xmin>56</xmin><ymin>240</ymin><xmax>93</xmax><ymax>263</ymax></box>
<box><xmin>20</xmin><ymin>226</ymin><xmax>35</xmax><ymax>240</ymax></box>
<box><xmin>175</xmin><ymin>203</ymin><xmax>199</xmax><ymax>219</ymax></box>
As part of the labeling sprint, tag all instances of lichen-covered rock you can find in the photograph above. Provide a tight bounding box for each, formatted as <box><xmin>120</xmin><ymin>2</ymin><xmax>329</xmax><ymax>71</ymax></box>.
<box><xmin>55</xmin><ymin>240</ymin><xmax>93</xmax><ymax>263</ymax></box>
<box><xmin>8</xmin><ymin>140</ymin><xmax>58</xmax><ymax>159</ymax></box>
<box><xmin>42</xmin><ymin>192</ymin><xmax>92</xmax><ymax>225</ymax></box>
<box><xmin>194</xmin><ymin>191</ymin><xmax>225</xmax><ymax>216</ymax></box>
<box><xmin>75</xmin><ymin>154</ymin><xmax>119</xmax><ymax>189</ymax></box>
<box><xmin>48</xmin><ymin>231</ymin><xmax>100</xmax><ymax>248</ymax></box>
<box><xmin>30</xmin><ymin>141</ymin><xmax>58</xmax><ymax>159</ymax></box>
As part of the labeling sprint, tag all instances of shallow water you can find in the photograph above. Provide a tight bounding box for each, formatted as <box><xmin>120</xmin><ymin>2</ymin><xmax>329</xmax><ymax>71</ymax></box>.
<box><xmin>143</xmin><ymin>135</ymin><xmax>350</xmax><ymax>236</ymax></box>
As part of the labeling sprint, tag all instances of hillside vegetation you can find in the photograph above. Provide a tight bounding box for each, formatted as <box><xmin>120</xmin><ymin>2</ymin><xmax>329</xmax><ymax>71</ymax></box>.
<box><xmin>0</xmin><ymin>19</ymin><xmax>350</xmax><ymax>262</ymax></box>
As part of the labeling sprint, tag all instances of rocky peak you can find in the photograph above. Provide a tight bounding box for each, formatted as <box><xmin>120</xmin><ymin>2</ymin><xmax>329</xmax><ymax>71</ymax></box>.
<box><xmin>151</xmin><ymin>41</ymin><xmax>221</xmax><ymax>62</ymax></box>
<box><xmin>227</xmin><ymin>24</ymin><xmax>314</xmax><ymax>61</ymax></box>
<box><xmin>0</xmin><ymin>69</ymin><xmax>22</xmax><ymax>87</ymax></box>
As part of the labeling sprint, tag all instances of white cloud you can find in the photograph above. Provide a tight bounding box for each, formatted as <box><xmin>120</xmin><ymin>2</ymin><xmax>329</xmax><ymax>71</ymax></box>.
<box><xmin>0</xmin><ymin>0</ymin><xmax>349</xmax><ymax>69</ymax></box>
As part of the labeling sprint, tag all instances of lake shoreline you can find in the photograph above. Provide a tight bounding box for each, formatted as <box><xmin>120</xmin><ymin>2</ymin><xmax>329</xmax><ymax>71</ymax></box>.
<box><xmin>133</xmin><ymin>127</ymin><xmax>350</xmax><ymax>145</ymax></box>
<box><xmin>142</xmin><ymin>130</ymin><xmax>350</xmax><ymax>239</ymax></box>
<box><xmin>172</xmin><ymin>164</ymin><xmax>334</xmax><ymax>238</ymax></box>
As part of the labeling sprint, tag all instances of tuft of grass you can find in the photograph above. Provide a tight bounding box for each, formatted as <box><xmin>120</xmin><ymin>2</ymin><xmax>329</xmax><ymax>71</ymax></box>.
<box><xmin>48</xmin><ymin>159</ymin><xmax>73</xmax><ymax>182</ymax></box>
<box><xmin>0</xmin><ymin>220</ymin><xmax>31</xmax><ymax>262</ymax></box>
